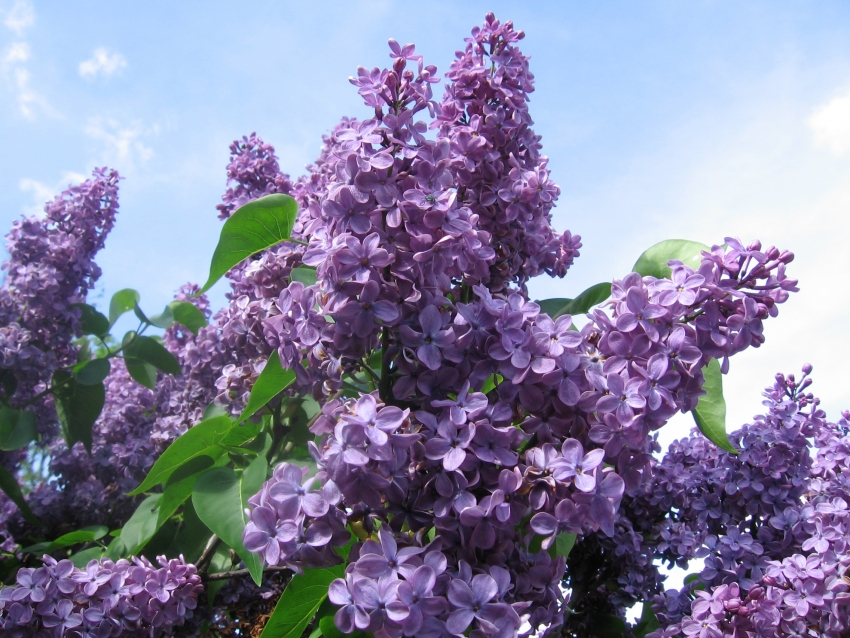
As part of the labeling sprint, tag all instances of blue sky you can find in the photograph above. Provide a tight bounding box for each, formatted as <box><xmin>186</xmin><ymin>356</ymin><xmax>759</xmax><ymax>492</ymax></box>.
<box><xmin>1</xmin><ymin>0</ymin><xmax>849</xmax><ymax>443</ymax></box>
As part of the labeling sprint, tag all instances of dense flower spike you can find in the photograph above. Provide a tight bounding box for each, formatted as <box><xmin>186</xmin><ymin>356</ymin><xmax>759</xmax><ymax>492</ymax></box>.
<box><xmin>0</xmin><ymin>554</ymin><xmax>202</xmax><ymax>636</ymax></box>
<box><xmin>0</xmin><ymin>169</ymin><xmax>120</xmax><ymax>549</ymax></box>
<box><xmin>231</xmin><ymin>14</ymin><xmax>800</xmax><ymax>637</ymax></box>
<box><xmin>636</xmin><ymin>372</ymin><xmax>850</xmax><ymax>638</ymax></box>
<box><xmin>0</xmin><ymin>168</ymin><xmax>119</xmax><ymax>427</ymax></box>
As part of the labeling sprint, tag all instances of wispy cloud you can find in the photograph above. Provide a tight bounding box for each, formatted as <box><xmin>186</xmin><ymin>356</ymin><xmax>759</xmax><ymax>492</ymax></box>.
<box><xmin>3</xmin><ymin>0</ymin><xmax>33</xmax><ymax>36</ymax></box>
<box><xmin>1</xmin><ymin>0</ymin><xmax>56</xmax><ymax>119</ymax></box>
<box><xmin>809</xmin><ymin>88</ymin><xmax>850</xmax><ymax>156</ymax></box>
<box><xmin>19</xmin><ymin>171</ymin><xmax>88</xmax><ymax>217</ymax></box>
<box><xmin>79</xmin><ymin>47</ymin><xmax>127</xmax><ymax>80</ymax></box>
<box><xmin>85</xmin><ymin>117</ymin><xmax>156</xmax><ymax>172</ymax></box>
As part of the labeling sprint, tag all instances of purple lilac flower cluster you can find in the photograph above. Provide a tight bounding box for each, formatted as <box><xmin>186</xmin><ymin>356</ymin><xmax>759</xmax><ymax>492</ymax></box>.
<box><xmin>627</xmin><ymin>370</ymin><xmax>850</xmax><ymax>637</ymax></box>
<box><xmin>237</xmin><ymin>15</ymin><xmax>798</xmax><ymax>637</ymax></box>
<box><xmin>0</xmin><ymin>554</ymin><xmax>202</xmax><ymax>636</ymax></box>
<box><xmin>0</xmin><ymin>168</ymin><xmax>119</xmax><ymax>431</ymax></box>
<box><xmin>0</xmin><ymin>169</ymin><xmax>119</xmax><ymax>549</ymax></box>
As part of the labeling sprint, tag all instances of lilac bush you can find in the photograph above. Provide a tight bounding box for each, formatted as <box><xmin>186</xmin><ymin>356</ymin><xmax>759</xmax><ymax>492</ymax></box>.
<box><xmin>0</xmin><ymin>12</ymin><xmax>845</xmax><ymax>638</ymax></box>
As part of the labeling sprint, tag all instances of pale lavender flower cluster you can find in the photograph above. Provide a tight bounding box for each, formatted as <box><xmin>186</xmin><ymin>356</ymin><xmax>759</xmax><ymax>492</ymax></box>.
<box><xmin>0</xmin><ymin>554</ymin><xmax>202</xmax><ymax>636</ymax></box>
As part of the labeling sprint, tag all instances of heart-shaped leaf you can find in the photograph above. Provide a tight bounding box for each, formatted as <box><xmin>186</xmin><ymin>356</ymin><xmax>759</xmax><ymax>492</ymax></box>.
<box><xmin>199</xmin><ymin>194</ymin><xmax>299</xmax><ymax>294</ymax></box>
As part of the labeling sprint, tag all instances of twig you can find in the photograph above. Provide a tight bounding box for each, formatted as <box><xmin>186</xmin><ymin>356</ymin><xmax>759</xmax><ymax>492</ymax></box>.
<box><xmin>196</xmin><ymin>535</ymin><xmax>220</xmax><ymax>573</ymax></box>
<box><xmin>201</xmin><ymin>565</ymin><xmax>291</xmax><ymax>582</ymax></box>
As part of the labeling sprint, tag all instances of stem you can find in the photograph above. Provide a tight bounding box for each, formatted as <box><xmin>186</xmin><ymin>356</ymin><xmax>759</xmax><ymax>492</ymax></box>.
<box><xmin>378</xmin><ymin>327</ymin><xmax>392</xmax><ymax>404</ymax></box>
<box><xmin>361</xmin><ymin>360</ymin><xmax>380</xmax><ymax>386</ymax></box>
<box><xmin>196</xmin><ymin>535</ymin><xmax>221</xmax><ymax>574</ymax></box>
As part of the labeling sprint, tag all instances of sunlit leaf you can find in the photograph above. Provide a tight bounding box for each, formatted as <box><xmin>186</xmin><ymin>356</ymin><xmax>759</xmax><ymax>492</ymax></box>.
<box><xmin>290</xmin><ymin>266</ymin><xmax>318</xmax><ymax>287</ymax></box>
<box><xmin>72</xmin><ymin>303</ymin><xmax>109</xmax><ymax>338</ymax></box>
<box><xmin>129</xmin><ymin>416</ymin><xmax>259</xmax><ymax>495</ymax></box>
<box><xmin>192</xmin><ymin>456</ymin><xmax>267</xmax><ymax>585</ymax></box>
<box><xmin>118</xmin><ymin>493</ymin><xmax>162</xmax><ymax>556</ymax></box>
<box><xmin>236</xmin><ymin>350</ymin><xmax>296</xmax><ymax>424</ymax></box>
<box><xmin>169</xmin><ymin>301</ymin><xmax>208</xmax><ymax>335</ymax></box>
<box><xmin>538</xmin><ymin>282</ymin><xmax>612</xmax><ymax>319</ymax></box>
<box><xmin>633</xmin><ymin>239</ymin><xmax>710</xmax><ymax>280</ymax></box>
<box><xmin>260</xmin><ymin>565</ymin><xmax>345</xmax><ymax>638</ymax></box>
<box><xmin>73</xmin><ymin>358</ymin><xmax>111</xmax><ymax>386</ymax></box>
<box><xmin>693</xmin><ymin>359</ymin><xmax>738</xmax><ymax>454</ymax></box>
<box><xmin>108</xmin><ymin>289</ymin><xmax>140</xmax><ymax>327</ymax></box>
<box><xmin>199</xmin><ymin>194</ymin><xmax>299</xmax><ymax>294</ymax></box>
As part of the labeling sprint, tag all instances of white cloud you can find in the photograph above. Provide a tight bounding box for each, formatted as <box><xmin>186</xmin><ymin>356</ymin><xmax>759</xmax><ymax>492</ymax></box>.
<box><xmin>78</xmin><ymin>47</ymin><xmax>127</xmax><ymax>80</ymax></box>
<box><xmin>85</xmin><ymin>117</ymin><xmax>155</xmax><ymax>171</ymax></box>
<box><xmin>3</xmin><ymin>0</ymin><xmax>34</xmax><ymax>36</ymax></box>
<box><xmin>0</xmin><ymin>2</ymin><xmax>57</xmax><ymax>119</ymax></box>
<box><xmin>809</xmin><ymin>88</ymin><xmax>850</xmax><ymax>156</ymax></box>
<box><xmin>19</xmin><ymin>171</ymin><xmax>89</xmax><ymax>217</ymax></box>
<box><xmin>3</xmin><ymin>40</ymin><xmax>28</xmax><ymax>64</ymax></box>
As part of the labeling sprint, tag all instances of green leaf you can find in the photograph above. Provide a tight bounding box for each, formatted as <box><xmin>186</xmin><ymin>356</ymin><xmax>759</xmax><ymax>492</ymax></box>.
<box><xmin>237</xmin><ymin>350</ymin><xmax>296</xmax><ymax>424</ymax></box>
<box><xmin>108</xmin><ymin>289</ymin><xmax>141</xmax><ymax>327</ymax></box>
<box><xmin>69</xmin><ymin>546</ymin><xmax>107</xmax><ymax>568</ymax></box>
<box><xmin>0</xmin><ymin>407</ymin><xmax>36</xmax><ymax>451</ymax></box>
<box><xmin>165</xmin><ymin>499</ymin><xmax>210</xmax><ymax>563</ymax></box>
<box><xmin>203</xmin><ymin>402</ymin><xmax>228</xmax><ymax>421</ymax></box>
<box><xmin>0</xmin><ymin>465</ymin><xmax>40</xmax><ymax>526</ymax></box>
<box><xmin>633</xmin><ymin>239</ymin><xmax>710</xmax><ymax>280</ymax></box>
<box><xmin>73</xmin><ymin>358</ymin><xmax>111</xmax><ymax>386</ymax></box>
<box><xmin>53</xmin><ymin>370</ymin><xmax>105</xmax><ymax>452</ymax></box>
<box><xmin>124</xmin><ymin>357</ymin><xmax>157</xmax><ymax>389</ymax></box>
<box><xmin>318</xmin><ymin>615</ymin><xmax>370</xmax><ymax>638</ymax></box>
<box><xmin>290</xmin><ymin>266</ymin><xmax>318</xmax><ymax>287</ymax></box>
<box><xmin>148</xmin><ymin>304</ymin><xmax>175</xmax><ymax>329</ymax></box>
<box><xmin>555</xmin><ymin>532</ymin><xmax>576</xmax><ymax>557</ymax></box>
<box><xmin>119</xmin><ymin>493</ymin><xmax>162</xmax><ymax>555</ymax></box>
<box><xmin>537</xmin><ymin>298</ymin><xmax>570</xmax><ymax>318</ymax></box>
<box><xmin>169</xmin><ymin>301</ymin><xmax>208</xmax><ymax>335</ymax></box>
<box><xmin>72</xmin><ymin>303</ymin><xmax>109</xmax><ymax>338</ymax></box>
<box><xmin>23</xmin><ymin>525</ymin><xmax>108</xmax><ymax>554</ymax></box>
<box><xmin>481</xmin><ymin>374</ymin><xmax>498</xmax><ymax>395</ymax></box>
<box><xmin>192</xmin><ymin>460</ymin><xmax>266</xmax><ymax>586</ymax></box>
<box><xmin>537</xmin><ymin>282</ymin><xmax>612</xmax><ymax>319</ymax></box>
<box><xmin>206</xmin><ymin>544</ymin><xmax>235</xmax><ymax>605</ymax></box>
<box><xmin>129</xmin><ymin>416</ymin><xmax>253</xmax><ymax>495</ymax></box>
<box><xmin>124</xmin><ymin>334</ymin><xmax>181</xmax><ymax>375</ymax></box>
<box><xmin>260</xmin><ymin>565</ymin><xmax>345</xmax><ymax>638</ymax></box>
<box><xmin>693</xmin><ymin>359</ymin><xmax>738</xmax><ymax>454</ymax></box>
<box><xmin>199</xmin><ymin>193</ymin><xmax>299</xmax><ymax>294</ymax></box>
<box><xmin>157</xmin><ymin>473</ymin><xmax>201</xmax><ymax>528</ymax></box>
